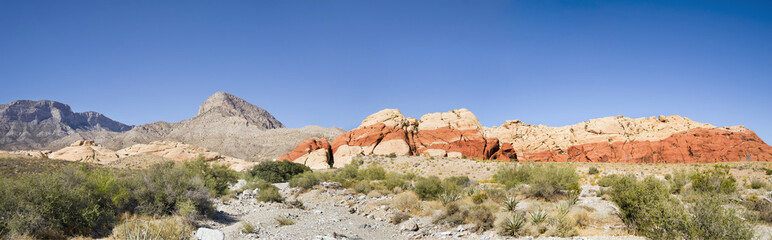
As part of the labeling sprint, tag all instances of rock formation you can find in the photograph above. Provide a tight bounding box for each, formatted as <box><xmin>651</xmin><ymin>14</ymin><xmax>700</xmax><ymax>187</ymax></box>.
<box><xmin>0</xmin><ymin>100</ymin><xmax>131</xmax><ymax>150</ymax></box>
<box><xmin>281</xmin><ymin>109</ymin><xmax>772</xmax><ymax>169</ymax></box>
<box><xmin>48</xmin><ymin>140</ymin><xmax>120</xmax><ymax>163</ymax></box>
<box><xmin>277</xmin><ymin>138</ymin><xmax>332</xmax><ymax>170</ymax></box>
<box><xmin>285</xmin><ymin>109</ymin><xmax>517</xmax><ymax>169</ymax></box>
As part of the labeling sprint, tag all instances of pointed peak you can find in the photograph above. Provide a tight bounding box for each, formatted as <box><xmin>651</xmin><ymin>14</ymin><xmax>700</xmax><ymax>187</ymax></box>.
<box><xmin>196</xmin><ymin>92</ymin><xmax>285</xmax><ymax>129</ymax></box>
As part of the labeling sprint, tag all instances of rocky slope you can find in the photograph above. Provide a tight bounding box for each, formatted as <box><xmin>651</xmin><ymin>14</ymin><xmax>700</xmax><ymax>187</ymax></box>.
<box><xmin>97</xmin><ymin>92</ymin><xmax>344</xmax><ymax>161</ymax></box>
<box><xmin>0</xmin><ymin>100</ymin><xmax>131</xmax><ymax>150</ymax></box>
<box><xmin>281</xmin><ymin>109</ymin><xmax>772</xmax><ymax>168</ymax></box>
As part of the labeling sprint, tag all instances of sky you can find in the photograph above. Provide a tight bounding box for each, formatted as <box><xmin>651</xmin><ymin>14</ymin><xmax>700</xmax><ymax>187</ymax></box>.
<box><xmin>1</xmin><ymin>1</ymin><xmax>771</xmax><ymax>142</ymax></box>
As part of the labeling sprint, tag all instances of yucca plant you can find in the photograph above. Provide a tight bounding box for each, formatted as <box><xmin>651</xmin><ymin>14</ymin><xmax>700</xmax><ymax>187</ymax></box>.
<box><xmin>503</xmin><ymin>196</ymin><xmax>520</xmax><ymax>212</ymax></box>
<box><xmin>556</xmin><ymin>201</ymin><xmax>571</xmax><ymax>216</ymax></box>
<box><xmin>439</xmin><ymin>192</ymin><xmax>461</xmax><ymax>205</ymax></box>
<box><xmin>529</xmin><ymin>208</ymin><xmax>548</xmax><ymax>225</ymax></box>
<box><xmin>499</xmin><ymin>213</ymin><xmax>526</xmax><ymax>237</ymax></box>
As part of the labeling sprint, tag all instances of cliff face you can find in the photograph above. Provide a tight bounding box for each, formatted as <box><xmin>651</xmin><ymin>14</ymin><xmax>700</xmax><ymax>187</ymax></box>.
<box><xmin>281</xmin><ymin>110</ymin><xmax>772</xmax><ymax>169</ymax></box>
<box><xmin>0</xmin><ymin>100</ymin><xmax>131</xmax><ymax>150</ymax></box>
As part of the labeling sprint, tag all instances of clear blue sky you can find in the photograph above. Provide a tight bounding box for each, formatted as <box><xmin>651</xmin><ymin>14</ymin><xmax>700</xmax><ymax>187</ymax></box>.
<box><xmin>1</xmin><ymin>1</ymin><xmax>771</xmax><ymax>142</ymax></box>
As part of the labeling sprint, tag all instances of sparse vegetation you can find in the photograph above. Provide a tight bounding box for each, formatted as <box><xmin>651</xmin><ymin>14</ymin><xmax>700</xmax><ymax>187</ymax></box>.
<box><xmin>275</xmin><ymin>216</ymin><xmax>295</xmax><ymax>226</ymax></box>
<box><xmin>414</xmin><ymin>176</ymin><xmax>443</xmax><ymax>200</ymax></box>
<box><xmin>690</xmin><ymin>165</ymin><xmax>737</xmax><ymax>194</ymax></box>
<box><xmin>587</xmin><ymin>166</ymin><xmax>599</xmax><ymax>175</ymax></box>
<box><xmin>0</xmin><ymin>159</ymin><xmax>231</xmax><ymax>239</ymax></box>
<box><xmin>289</xmin><ymin>171</ymin><xmax>321</xmax><ymax>189</ymax></box>
<box><xmin>494</xmin><ymin>163</ymin><xmax>580</xmax><ymax>200</ymax></box>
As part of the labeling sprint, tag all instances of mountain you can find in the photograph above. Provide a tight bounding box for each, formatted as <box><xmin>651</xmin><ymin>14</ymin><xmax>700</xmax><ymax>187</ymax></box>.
<box><xmin>99</xmin><ymin>92</ymin><xmax>344</xmax><ymax>161</ymax></box>
<box><xmin>0</xmin><ymin>100</ymin><xmax>131</xmax><ymax>150</ymax></box>
<box><xmin>279</xmin><ymin>109</ymin><xmax>772</xmax><ymax>169</ymax></box>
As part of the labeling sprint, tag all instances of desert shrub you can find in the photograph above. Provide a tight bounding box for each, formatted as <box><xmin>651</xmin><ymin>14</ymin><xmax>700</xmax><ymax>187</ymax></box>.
<box><xmin>392</xmin><ymin>192</ymin><xmax>421</xmax><ymax>212</ymax></box>
<box><xmin>597</xmin><ymin>174</ymin><xmax>625</xmax><ymax>187</ymax></box>
<box><xmin>498</xmin><ymin>213</ymin><xmax>526</xmax><ymax>237</ymax></box>
<box><xmin>432</xmin><ymin>202</ymin><xmax>468</xmax><ymax>226</ymax></box>
<box><xmin>571</xmin><ymin>209</ymin><xmax>590</xmax><ymax>228</ymax></box>
<box><xmin>333</xmin><ymin>159</ymin><xmax>362</xmax><ymax>181</ymax></box>
<box><xmin>353</xmin><ymin>181</ymin><xmax>373</xmax><ymax>194</ymax></box>
<box><xmin>549</xmin><ymin>216</ymin><xmax>577</xmax><ymax>237</ymax></box>
<box><xmin>0</xmin><ymin>166</ymin><xmax>119</xmax><ymax>239</ymax></box>
<box><xmin>123</xmin><ymin>162</ymin><xmax>214</xmax><ymax>216</ymax></box>
<box><xmin>247</xmin><ymin>160</ymin><xmax>310</xmax><ymax>183</ymax></box>
<box><xmin>112</xmin><ymin>215</ymin><xmax>193</xmax><ymax>240</ymax></box>
<box><xmin>286</xmin><ymin>199</ymin><xmax>305</xmax><ymax>209</ymax></box>
<box><xmin>414</xmin><ymin>176</ymin><xmax>443</xmax><ymax>200</ymax></box>
<box><xmin>744</xmin><ymin>197</ymin><xmax>772</xmax><ymax>223</ymax></box>
<box><xmin>289</xmin><ymin>171</ymin><xmax>321</xmax><ymax>189</ymax></box>
<box><xmin>239</xmin><ymin>221</ymin><xmax>257</xmax><ymax>234</ymax></box>
<box><xmin>687</xmin><ymin>196</ymin><xmax>753</xmax><ymax>239</ymax></box>
<box><xmin>183</xmin><ymin>157</ymin><xmax>238</xmax><ymax>196</ymax></box>
<box><xmin>388</xmin><ymin>152</ymin><xmax>397</xmax><ymax>158</ymax></box>
<box><xmin>750</xmin><ymin>179</ymin><xmax>767</xmax><ymax>189</ymax></box>
<box><xmin>0</xmin><ymin>161</ymin><xmax>220</xmax><ymax>239</ymax></box>
<box><xmin>765</xmin><ymin>168</ymin><xmax>772</xmax><ymax>175</ymax></box>
<box><xmin>391</xmin><ymin>212</ymin><xmax>411</xmax><ymax>224</ymax></box>
<box><xmin>275</xmin><ymin>216</ymin><xmax>295</xmax><ymax>226</ymax></box>
<box><xmin>588</xmin><ymin>166</ymin><xmax>599</xmax><ymax>175</ymax></box>
<box><xmin>690</xmin><ymin>165</ymin><xmax>736</xmax><ymax>194</ymax></box>
<box><xmin>359</xmin><ymin>165</ymin><xmax>386</xmax><ymax>180</ymax></box>
<box><xmin>469</xmin><ymin>207</ymin><xmax>495</xmax><ymax>232</ymax></box>
<box><xmin>472</xmin><ymin>192</ymin><xmax>488</xmax><ymax>204</ymax></box>
<box><xmin>382</xmin><ymin>172</ymin><xmax>409</xmax><ymax>191</ymax></box>
<box><xmin>442</xmin><ymin>176</ymin><xmax>471</xmax><ymax>193</ymax></box>
<box><xmin>257</xmin><ymin>185</ymin><xmax>283</xmax><ymax>203</ymax></box>
<box><xmin>605</xmin><ymin>175</ymin><xmax>693</xmax><ymax>239</ymax></box>
<box><xmin>668</xmin><ymin>170</ymin><xmax>693</xmax><ymax>194</ymax></box>
<box><xmin>495</xmin><ymin>163</ymin><xmax>579</xmax><ymax>200</ymax></box>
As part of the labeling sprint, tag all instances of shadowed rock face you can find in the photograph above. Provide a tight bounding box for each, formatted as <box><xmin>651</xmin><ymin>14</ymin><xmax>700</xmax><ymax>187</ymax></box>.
<box><xmin>0</xmin><ymin>100</ymin><xmax>131</xmax><ymax>150</ymax></box>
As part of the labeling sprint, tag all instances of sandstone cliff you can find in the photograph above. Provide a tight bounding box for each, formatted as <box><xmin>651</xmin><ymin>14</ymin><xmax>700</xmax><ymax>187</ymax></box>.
<box><xmin>281</xmin><ymin>109</ymin><xmax>772</xmax><ymax>169</ymax></box>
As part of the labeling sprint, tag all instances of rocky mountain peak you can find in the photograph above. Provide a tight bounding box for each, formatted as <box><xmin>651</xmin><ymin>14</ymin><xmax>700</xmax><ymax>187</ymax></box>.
<box><xmin>195</xmin><ymin>92</ymin><xmax>285</xmax><ymax>129</ymax></box>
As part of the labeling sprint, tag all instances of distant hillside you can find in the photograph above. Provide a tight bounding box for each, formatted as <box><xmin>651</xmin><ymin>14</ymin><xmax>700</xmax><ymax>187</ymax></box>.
<box><xmin>0</xmin><ymin>100</ymin><xmax>130</xmax><ymax>150</ymax></box>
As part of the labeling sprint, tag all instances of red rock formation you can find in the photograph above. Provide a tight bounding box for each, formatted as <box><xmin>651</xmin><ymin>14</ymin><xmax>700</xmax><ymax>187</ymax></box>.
<box><xmin>519</xmin><ymin>128</ymin><xmax>772</xmax><ymax>163</ymax></box>
<box><xmin>278</xmin><ymin>138</ymin><xmax>331</xmax><ymax>161</ymax></box>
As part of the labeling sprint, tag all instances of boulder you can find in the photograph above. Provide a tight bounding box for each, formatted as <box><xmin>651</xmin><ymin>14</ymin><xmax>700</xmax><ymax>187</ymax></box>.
<box><xmin>277</xmin><ymin>138</ymin><xmax>333</xmax><ymax>169</ymax></box>
<box><xmin>194</xmin><ymin>227</ymin><xmax>224</xmax><ymax>240</ymax></box>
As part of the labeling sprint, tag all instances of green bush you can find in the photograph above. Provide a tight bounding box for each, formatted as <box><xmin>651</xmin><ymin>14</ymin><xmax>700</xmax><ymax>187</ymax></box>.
<box><xmin>597</xmin><ymin>174</ymin><xmax>625</xmax><ymax>187</ymax></box>
<box><xmin>248</xmin><ymin>160</ymin><xmax>310</xmax><ymax>183</ymax></box>
<box><xmin>688</xmin><ymin>196</ymin><xmax>753</xmax><ymax>239</ymax></box>
<box><xmin>588</xmin><ymin>166</ymin><xmax>599</xmax><ymax>175</ymax></box>
<box><xmin>333</xmin><ymin>159</ymin><xmax>362</xmax><ymax>181</ymax></box>
<box><xmin>750</xmin><ymin>179</ymin><xmax>767</xmax><ymax>189</ymax></box>
<box><xmin>605</xmin><ymin>175</ymin><xmax>692</xmax><ymax>239</ymax></box>
<box><xmin>289</xmin><ymin>171</ymin><xmax>321</xmax><ymax>189</ymax></box>
<box><xmin>690</xmin><ymin>165</ymin><xmax>736</xmax><ymax>194</ymax></box>
<box><xmin>432</xmin><ymin>202</ymin><xmax>468</xmax><ymax>226</ymax></box>
<box><xmin>359</xmin><ymin>165</ymin><xmax>386</xmax><ymax>180</ymax></box>
<box><xmin>442</xmin><ymin>176</ymin><xmax>470</xmax><ymax>194</ymax></box>
<box><xmin>183</xmin><ymin>157</ymin><xmax>238</xmax><ymax>196</ymax></box>
<box><xmin>258</xmin><ymin>185</ymin><xmax>283</xmax><ymax>203</ymax></box>
<box><xmin>765</xmin><ymin>168</ymin><xmax>772</xmax><ymax>175</ymax></box>
<box><xmin>353</xmin><ymin>181</ymin><xmax>372</xmax><ymax>194</ymax></box>
<box><xmin>668</xmin><ymin>170</ymin><xmax>693</xmax><ymax>194</ymax></box>
<box><xmin>0</xmin><ymin>161</ymin><xmax>218</xmax><ymax>239</ymax></box>
<box><xmin>414</xmin><ymin>176</ymin><xmax>443</xmax><ymax>200</ymax></box>
<box><xmin>495</xmin><ymin>164</ymin><xmax>579</xmax><ymax>199</ymax></box>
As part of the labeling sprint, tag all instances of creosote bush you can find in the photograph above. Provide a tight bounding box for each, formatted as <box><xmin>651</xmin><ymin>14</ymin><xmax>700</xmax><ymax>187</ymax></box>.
<box><xmin>289</xmin><ymin>171</ymin><xmax>321</xmax><ymax>189</ymax></box>
<box><xmin>248</xmin><ymin>160</ymin><xmax>310</xmax><ymax>183</ymax></box>
<box><xmin>494</xmin><ymin>163</ymin><xmax>580</xmax><ymax>200</ymax></box>
<box><xmin>0</xmin><ymin>159</ymin><xmax>230</xmax><ymax>239</ymax></box>
<box><xmin>414</xmin><ymin>176</ymin><xmax>443</xmax><ymax>200</ymax></box>
<box><xmin>690</xmin><ymin>165</ymin><xmax>736</xmax><ymax>194</ymax></box>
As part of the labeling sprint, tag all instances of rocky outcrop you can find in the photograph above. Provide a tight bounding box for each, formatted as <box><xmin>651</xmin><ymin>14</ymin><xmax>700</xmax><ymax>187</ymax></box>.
<box><xmin>116</xmin><ymin>141</ymin><xmax>223</xmax><ymax>161</ymax></box>
<box><xmin>0</xmin><ymin>100</ymin><xmax>131</xmax><ymax>150</ymax></box>
<box><xmin>278</xmin><ymin>138</ymin><xmax>332</xmax><ymax>169</ymax></box>
<box><xmin>282</xmin><ymin>109</ymin><xmax>772</xmax><ymax>168</ymax></box>
<box><xmin>287</xmin><ymin>109</ymin><xmax>517</xmax><ymax>169</ymax></box>
<box><xmin>518</xmin><ymin>127</ymin><xmax>772</xmax><ymax>163</ymax></box>
<box><xmin>48</xmin><ymin>140</ymin><xmax>120</xmax><ymax>163</ymax></box>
